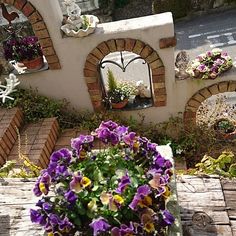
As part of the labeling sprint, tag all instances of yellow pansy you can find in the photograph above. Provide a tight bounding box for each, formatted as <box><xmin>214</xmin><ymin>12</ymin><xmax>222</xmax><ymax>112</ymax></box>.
<box><xmin>163</xmin><ymin>186</ymin><xmax>171</xmax><ymax>199</ymax></box>
<box><xmin>113</xmin><ymin>195</ymin><xmax>124</xmax><ymax>205</ymax></box>
<box><xmin>81</xmin><ymin>177</ymin><xmax>91</xmax><ymax>188</ymax></box>
<box><xmin>39</xmin><ymin>182</ymin><xmax>47</xmax><ymax>195</ymax></box>
<box><xmin>138</xmin><ymin>195</ymin><xmax>152</xmax><ymax>208</ymax></box>
<box><xmin>144</xmin><ymin>222</ymin><xmax>155</xmax><ymax>233</ymax></box>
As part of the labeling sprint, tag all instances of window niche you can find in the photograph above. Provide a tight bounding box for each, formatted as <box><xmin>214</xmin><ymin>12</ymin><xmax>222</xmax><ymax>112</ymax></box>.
<box><xmin>99</xmin><ymin>51</ymin><xmax>154</xmax><ymax>110</ymax></box>
<box><xmin>0</xmin><ymin>3</ymin><xmax>48</xmax><ymax>75</ymax></box>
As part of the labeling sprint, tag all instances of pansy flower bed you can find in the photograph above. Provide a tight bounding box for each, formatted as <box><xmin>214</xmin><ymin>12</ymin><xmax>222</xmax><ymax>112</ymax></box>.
<box><xmin>186</xmin><ymin>48</ymin><xmax>233</xmax><ymax>80</ymax></box>
<box><xmin>30</xmin><ymin>121</ymin><xmax>175</xmax><ymax>235</ymax></box>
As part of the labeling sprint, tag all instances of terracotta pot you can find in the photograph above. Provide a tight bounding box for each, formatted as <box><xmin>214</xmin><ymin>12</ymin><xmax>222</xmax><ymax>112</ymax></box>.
<box><xmin>111</xmin><ymin>99</ymin><xmax>128</xmax><ymax>109</ymax></box>
<box><xmin>22</xmin><ymin>56</ymin><xmax>44</xmax><ymax>71</ymax></box>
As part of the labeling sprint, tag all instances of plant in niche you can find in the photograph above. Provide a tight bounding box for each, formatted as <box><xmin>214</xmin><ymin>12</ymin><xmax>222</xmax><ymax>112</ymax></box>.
<box><xmin>3</xmin><ymin>36</ymin><xmax>43</xmax><ymax>62</ymax></box>
<box><xmin>186</xmin><ymin>48</ymin><xmax>233</xmax><ymax>80</ymax></box>
<box><xmin>106</xmin><ymin>69</ymin><xmax>136</xmax><ymax>108</ymax></box>
<box><xmin>30</xmin><ymin>120</ymin><xmax>175</xmax><ymax>235</ymax></box>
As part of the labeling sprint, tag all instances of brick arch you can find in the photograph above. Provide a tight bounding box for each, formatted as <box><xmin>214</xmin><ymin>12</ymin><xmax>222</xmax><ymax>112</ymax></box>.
<box><xmin>184</xmin><ymin>81</ymin><xmax>236</xmax><ymax>125</ymax></box>
<box><xmin>2</xmin><ymin>0</ymin><xmax>61</xmax><ymax>69</ymax></box>
<box><xmin>84</xmin><ymin>38</ymin><xmax>166</xmax><ymax>111</ymax></box>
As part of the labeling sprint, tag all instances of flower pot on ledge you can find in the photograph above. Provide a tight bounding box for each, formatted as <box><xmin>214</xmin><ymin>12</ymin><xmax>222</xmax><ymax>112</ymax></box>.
<box><xmin>21</xmin><ymin>56</ymin><xmax>44</xmax><ymax>71</ymax></box>
<box><xmin>111</xmin><ymin>99</ymin><xmax>128</xmax><ymax>109</ymax></box>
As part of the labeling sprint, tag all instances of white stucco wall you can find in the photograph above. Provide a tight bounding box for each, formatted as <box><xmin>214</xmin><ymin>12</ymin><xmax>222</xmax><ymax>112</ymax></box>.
<box><xmin>2</xmin><ymin>0</ymin><xmax>235</xmax><ymax>124</ymax></box>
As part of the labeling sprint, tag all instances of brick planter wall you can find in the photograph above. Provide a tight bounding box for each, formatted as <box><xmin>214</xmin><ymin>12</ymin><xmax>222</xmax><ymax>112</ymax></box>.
<box><xmin>2</xmin><ymin>0</ymin><xmax>61</xmax><ymax>70</ymax></box>
<box><xmin>184</xmin><ymin>81</ymin><xmax>236</xmax><ymax>125</ymax></box>
<box><xmin>84</xmin><ymin>38</ymin><xmax>166</xmax><ymax>111</ymax></box>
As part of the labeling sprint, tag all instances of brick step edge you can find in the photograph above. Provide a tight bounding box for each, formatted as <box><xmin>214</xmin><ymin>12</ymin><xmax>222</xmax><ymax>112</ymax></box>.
<box><xmin>7</xmin><ymin>117</ymin><xmax>59</xmax><ymax>169</ymax></box>
<box><xmin>0</xmin><ymin>108</ymin><xmax>23</xmax><ymax>166</ymax></box>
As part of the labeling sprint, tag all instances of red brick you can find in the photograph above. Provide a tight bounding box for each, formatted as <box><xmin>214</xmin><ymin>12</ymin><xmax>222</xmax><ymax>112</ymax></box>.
<box><xmin>22</xmin><ymin>2</ymin><xmax>35</xmax><ymax>17</ymax></box>
<box><xmin>86</xmin><ymin>53</ymin><xmax>99</xmax><ymax>66</ymax></box>
<box><xmin>32</xmin><ymin>21</ymin><xmax>46</xmax><ymax>31</ymax></box>
<box><xmin>42</xmin><ymin>46</ymin><xmax>55</xmax><ymax>56</ymax></box>
<box><xmin>46</xmin><ymin>55</ymin><xmax>59</xmax><ymax>64</ymax></box>
<box><xmin>132</xmin><ymin>40</ymin><xmax>145</xmax><ymax>55</ymax></box>
<box><xmin>140</xmin><ymin>45</ymin><xmax>153</xmax><ymax>58</ymax></box>
<box><xmin>152</xmin><ymin>67</ymin><xmax>165</xmax><ymax>75</ymax></box>
<box><xmin>106</xmin><ymin>39</ymin><xmax>117</xmax><ymax>52</ymax></box>
<box><xmin>218</xmin><ymin>81</ymin><xmax>229</xmax><ymax>93</ymax></box>
<box><xmin>14</xmin><ymin>0</ymin><xmax>27</xmax><ymax>10</ymax></box>
<box><xmin>87</xmin><ymin>82</ymin><xmax>100</xmax><ymax>90</ymax></box>
<box><xmin>39</xmin><ymin>38</ymin><xmax>53</xmax><ymax>48</ymax></box>
<box><xmin>84</xmin><ymin>61</ymin><xmax>97</xmax><ymax>72</ymax></box>
<box><xmin>116</xmin><ymin>39</ymin><xmax>125</xmax><ymax>51</ymax></box>
<box><xmin>3</xmin><ymin>0</ymin><xmax>15</xmax><ymax>5</ymax></box>
<box><xmin>150</xmin><ymin>59</ymin><xmax>163</xmax><ymax>69</ymax></box>
<box><xmin>152</xmin><ymin>74</ymin><xmax>165</xmax><ymax>83</ymax></box>
<box><xmin>146</xmin><ymin>51</ymin><xmax>160</xmax><ymax>64</ymax></box>
<box><xmin>154</xmin><ymin>101</ymin><xmax>166</xmax><ymax>107</ymax></box>
<box><xmin>91</xmin><ymin>48</ymin><xmax>104</xmax><ymax>60</ymax></box>
<box><xmin>159</xmin><ymin>36</ymin><xmax>177</xmax><ymax>49</ymax></box>
<box><xmin>28</xmin><ymin>11</ymin><xmax>42</xmax><ymax>24</ymax></box>
<box><xmin>34</xmin><ymin>29</ymin><xmax>50</xmax><ymax>39</ymax></box>
<box><xmin>48</xmin><ymin>62</ymin><xmax>61</xmax><ymax>70</ymax></box>
<box><xmin>84</xmin><ymin>69</ymin><xmax>97</xmax><ymax>77</ymax></box>
<box><xmin>125</xmin><ymin>38</ymin><xmax>136</xmax><ymax>52</ymax></box>
<box><xmin>97</xmin><ymin>42</ymin><xmax>110</xmax><ymax>56</ymax></box>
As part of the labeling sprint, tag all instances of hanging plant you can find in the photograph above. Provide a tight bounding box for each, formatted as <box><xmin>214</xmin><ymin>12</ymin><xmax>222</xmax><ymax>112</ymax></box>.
<box><xmin>186</xmin><ymin>48</ymin><xmax>233</xmax><ymax>80</ymax></box>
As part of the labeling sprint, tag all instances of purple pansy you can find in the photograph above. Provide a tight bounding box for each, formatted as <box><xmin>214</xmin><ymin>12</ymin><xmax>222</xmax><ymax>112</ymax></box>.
<box><xmin>129</xmin><ymin>185</ymin><xmax>151</xmax><ymax>210</ymax></box>
<box><xmin>116</xmin><ymin>172</ymin><xmax>131</xmax><ymax>194</ymax></box>
<box><xmin>64</xmin><ymin>190</ymin><xmax>77</xmax><ymax>204</ymax></box>
<box><xmin>30</xmin><ymin>209</ymin><xmax>46</xmax><ymax>225</ymax></box>
<box><xmin>89</xmin><ymin>217</ymin><xmax>111</xmax><ymax>236</ymax></box>
<box><xmin>71</xmin><ymin>135</ymin><xmax>94</xmax><ymax>154</ymax></box>
<box><xmin>161</xmin><ymin>210</ymin><xmax>175</xmax><ymax>226</ymax></box>
<box><xmin>111</xmin><ymin>222</ymin><xmax>136</xmax><ymax>236</ymax></box>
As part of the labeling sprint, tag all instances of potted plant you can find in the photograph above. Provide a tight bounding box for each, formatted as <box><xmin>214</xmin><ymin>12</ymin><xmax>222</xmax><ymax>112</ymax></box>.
<box><xmin>3</xmin><ymin>36</ymin><xmax>44</xmax><ymax>71</ymax></box>
<box><xmin>214</xmin><ymin>118</ymin><xmax>236</xmax><ymax>140</ymax></box>
<box><xmin>186</xmin><ymin>48</ymin><xmax>233</xmax><ymax>80</ymax></box>
<box><xmin>106</xmin><ymin>69</ymin><xmax>136</xmax><ymax>109</ymax></box>
<box><xmin>30</xmin><ymin>120</ymin><xmax>175</xmax><ymax>235</ymax></box>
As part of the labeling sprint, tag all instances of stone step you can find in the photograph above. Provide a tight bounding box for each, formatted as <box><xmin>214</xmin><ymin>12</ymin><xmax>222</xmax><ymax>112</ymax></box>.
<box><xmin>0</xmin><ymin>108</ymin><xmax>23</xmax><ymax>166</ymax></box>
<box><xmin>7</xmin><ymin>118</ymin><xmax>59</xmax><ymax>169</ymax></box>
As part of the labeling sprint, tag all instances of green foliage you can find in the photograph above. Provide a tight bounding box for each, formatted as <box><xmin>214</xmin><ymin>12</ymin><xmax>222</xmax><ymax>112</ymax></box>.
<box><xmin>0</xmin><ymin>87</ymin><xmax>64</xmax><ymax>123</ymax></box>
<box><xmin>214</xmin><ymin>119</ymin><xmax>235</xmax><ymax>134</ymax></box>
<box><xmin>115</xmin><ymin>0</ymin><xmax>130</xmax><ymax>9</ymax></box>
<box><xmin>195</xmin><ymin>151</ymin><xmax>236</xmax><ymax>177</ymax></box>
<box><xmin>152</xmin><ymin>0</ymin><xmax>191</xmax><ymax>19</ymax></box>
<box><xmin>0</xmin><ymin>161</ymin><xmax>16</xmax><ymax>178</ymax></box>
<box><xmin>107</xmin><ymin>68</ymin><xmax>117</xmax><ymax>91</ymax></box>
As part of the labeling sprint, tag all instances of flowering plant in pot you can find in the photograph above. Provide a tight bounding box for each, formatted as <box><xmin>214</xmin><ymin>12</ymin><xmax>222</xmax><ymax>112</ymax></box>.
<box><xmin>30</xmin><ymin>120</ymin><xmax>175</xmax><ymax>235</ymax></box>
<box><xmin>106</xmin><ymin>69</ymin><xmax>136</xmax><ymax>109</ymax></box>
<box><xmin>213</xmin><ymin>118</ymin><xmax>236</xmax><ymax>139</ymax></box>
<box><xmin>186</xmin><ymin>48</ymin><xmax>233</xmax><ymax>80</ymax></box>
<box><xmin>3</xmin><ymin>36</ymin><xmax>44</xmax><ymax>70</ymax></box>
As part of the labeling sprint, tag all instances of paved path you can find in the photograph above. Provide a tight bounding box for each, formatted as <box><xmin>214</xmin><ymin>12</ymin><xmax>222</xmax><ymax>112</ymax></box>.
<box><xmin>1</xmin><ymin>176</ymin><xmax>236</xmax><ymax>235</ymax></box>
<box><xmin>175</xmin><ymin>8</ymin><xmax>236</xmax><ymax>62</ymax></box>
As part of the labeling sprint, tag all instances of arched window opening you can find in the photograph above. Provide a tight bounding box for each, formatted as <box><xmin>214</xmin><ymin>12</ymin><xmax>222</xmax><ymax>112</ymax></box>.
<box><xmin>99</xmin><ymin>51</ymin><xmax>154</xmax><ymax>110</ymax></box>
<box><xmin>196</xmin><ymin>92</ymin><xmax>236</xmax><ymax>137</ymax></box>
<box><xmin>0</xmin><ymin>3</ymin><xmax>48</xmax><ymax>75</ymax></box>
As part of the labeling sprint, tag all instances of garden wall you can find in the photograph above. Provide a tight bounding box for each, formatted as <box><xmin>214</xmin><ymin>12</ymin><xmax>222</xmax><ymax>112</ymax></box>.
<box><xmin>1</xmin><ymin>0</ymin><xmax>235</xmax><ymax>124</ymax></box>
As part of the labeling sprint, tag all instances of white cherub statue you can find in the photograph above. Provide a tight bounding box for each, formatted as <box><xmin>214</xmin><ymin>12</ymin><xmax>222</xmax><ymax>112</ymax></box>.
<box><xmin>63</xmin><ymin>0</ymin><xmax>81</xmax><ymax>19</ymax></box>
<box><xmin>61</xmin><ymin>0</ymin><xmax>99</xmax><ymax>37</ymax></box>
<box><xmin>136</xmin><ymin>80</ymin><xmax>151</xmax><ymax>98</ymax></box>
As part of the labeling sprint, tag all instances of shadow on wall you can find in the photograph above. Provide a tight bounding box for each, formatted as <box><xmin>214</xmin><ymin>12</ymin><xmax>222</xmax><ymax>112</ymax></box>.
<box><xmin>0</xmin><ymin>214</ymin><xmax>10</xmax><ymax>236</ymax></box>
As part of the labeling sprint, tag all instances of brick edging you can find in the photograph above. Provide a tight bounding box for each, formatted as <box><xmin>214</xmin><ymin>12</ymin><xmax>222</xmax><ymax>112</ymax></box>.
<box><xmin>84</xmin><ymin>38</ymin><xmax>167</xmax><ymax>111</ymax></box>
<box><xmin>3</xmin><ymin>0</ymin><xmax>61</xmax><ymax>70</ymax></box>
<box><xmin>184</xmin><ymin>81</ymin><xmax>236</xmax><ymax>124</ymax></box>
